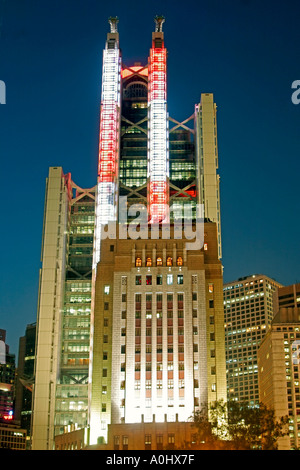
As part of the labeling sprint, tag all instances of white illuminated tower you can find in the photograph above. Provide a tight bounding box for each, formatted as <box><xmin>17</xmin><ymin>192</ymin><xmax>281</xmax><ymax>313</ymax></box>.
<box><xmin>94</xmin><ymin>17</ymin><xmax>121</xmax><ymax>267</ymax></box>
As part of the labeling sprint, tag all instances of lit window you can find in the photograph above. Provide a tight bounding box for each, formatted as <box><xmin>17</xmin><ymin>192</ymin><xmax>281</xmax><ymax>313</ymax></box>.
<box><xmin>136</xmin><ymin>275</ymin><xmax>142</xmax><ymax>285</ymax></box>
<box><xmin>145</xmin><ymin>434</ymin><xmax>152</xmax><ymax>450</ymax></box>
<box><xmin>177</xmin><ymin>256</ymin><xmax>183</xmax><ymax>266</ymax></box>
<box><xmin>134</xmin><ymin>381</ymin><xmax>141</xmax><ymax>390</ymax></box>
<box><xmin>209</xmin><ymin>283</ymin><xmax>214</xmax><ymax>293</ymax></box>
<box><xmin>156</xmin><ymin>257</ymin><xmax>162</xmax><ymax>266</ymax></box>
<box><xmin>204</xmin><ymin>243</ymin><xmax>208</xmax><ymax>251</ymax></box>
<box><xmin>167</xmin><ymin>257</ymin><xmax>173</xmax><ymax>266</ymax></box>
<box><xmin>167</xmin><ymin>274</ymin><xmax>173</xmax><ymax>285</ymax></box>
<box><xmin>177</xmin><ymin>275</ymin><xmax>183</xmax><ymax>285</ymax></box>
<box><xmin>146</xmin><ymin>257</ymin><xmax>152</xmax><ymax>267</ymax></box>
<box><xmin>136</xmin><ymin>257</ymin><xmax>142</xmax><ymax>267</ymax></box>
<box><xmin>104</xmin><ymin>285</ymin><xmax>110</xmax><ymax>295</ymax></box>
<box><xmin>146</xmin><ymin>275</ymin><xmax>152</xmax><ymax>285</ymax></box>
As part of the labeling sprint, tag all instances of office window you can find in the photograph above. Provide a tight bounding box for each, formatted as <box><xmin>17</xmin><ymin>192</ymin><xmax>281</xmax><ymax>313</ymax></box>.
<box><xmin>146</xmin><ymin>275</ymin><xmax>152</xmax><ymax>285</ymax></box>
<box><xmin>156</xmin><ymin>257</ymin><xmax>162</xmax><ymax>266</ymax></box>
<box><xmin>168</xmin><ymin>433</ymin><xmax>175</xmax><ymax>449</ymax></box>
<box><xmin>146</xmin><ymin>257</ymin><xmax>152</xmax><ymax>267</ymax></box>
<box><xmin>123</xmin><ymin>436</ymin><xmax>128</xmax><ymax>450</ymax></box>
<box><xmin>145</xmin><ymin>434</ymin><xmax>152</xmax><ymax>450</ymax></box>
<box><xmin>157</xmin><ymin>275</ymin><xmax>163</xmax><ymax>285</ymax></box>
<box><xmin>167</xmin><ymin>256</ymin><xmax>173</xmax><ymax>266</ymax></box>
<box><xmin>134</xmin><ymin>381</ymin><xmax>141</xmax><ymax>390</ymax></box>
<box><xmin>177</xmin><ymin>275</ymin><xmax>183</xmax><ymax>285</ymax></box>
<box><xmin>156</xmin><ymin>434</ymin><xmax>163</xmax><ymax>450</ymax></box>
<box><xmin>167</xmin><ymin>274</ymin><xmax>173</xmax><ymax>285</ymax></box>
<box><xmin>177</xmin><ymin>256</ymin><xmax>183</xmax><ymax>266</ymax></box>
<box><xmin>114</xmin><ymin>435</ymin><xmax>120</xmax><ymax>450</ymax></box>
<box><xmin>136</xmin><ymin>257</ymin><xmax>142</xmax><ymax>267</ymax></box>
<box><xmin>136</xmin><ymin>275</ymin><xmax>142</xmax><ymax>285</ymax></box>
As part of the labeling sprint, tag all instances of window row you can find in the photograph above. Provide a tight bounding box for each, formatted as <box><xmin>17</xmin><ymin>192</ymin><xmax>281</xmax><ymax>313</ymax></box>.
<box><xmin>135</xmin><ymin>256</ymin><xmax>183</xmax><ymax>267</ymax></box>
<box><xmin>136</xmin><ymin>274</ymin><xmax>183</xmax><ymax>286</ymax></box>
<box><xmin>113</xmin><ymin>433</ymin><xmax>175</xmax><ymax>450</ymax></box>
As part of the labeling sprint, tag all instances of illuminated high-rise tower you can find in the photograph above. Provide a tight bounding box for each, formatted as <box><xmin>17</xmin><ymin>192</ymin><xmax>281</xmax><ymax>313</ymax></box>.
<box><xmin>32</xmin><ymin>16</ymin><xmax>225</xmax><ymax>450</ymax></box>
<box><xmin>88</xmin><ymin>17</ymin><xmax>225</xmax><ymax>446</ymax></box>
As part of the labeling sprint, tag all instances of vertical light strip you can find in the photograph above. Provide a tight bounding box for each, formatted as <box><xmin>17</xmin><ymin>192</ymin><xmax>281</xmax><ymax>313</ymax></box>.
<box><xmin>94</xmin><ymin>39</ymin><xmax>121</xmax><ymax>267</ymax></box>
<box><xmin>148</xmin><ymin>40</ymin><xmax>169</xmax><ymax>223</ymax></box>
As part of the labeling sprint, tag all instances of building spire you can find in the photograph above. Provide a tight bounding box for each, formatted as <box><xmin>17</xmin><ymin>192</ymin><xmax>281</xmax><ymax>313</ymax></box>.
<box><xmin>108</xmin><ymin>16</ymin><xmax>119</xmax><ymax>33</ymax></box>
<box><xmin>154</xmin><ymin>15</ymin><xmax>165</xmax><ymax>32</ymax></box>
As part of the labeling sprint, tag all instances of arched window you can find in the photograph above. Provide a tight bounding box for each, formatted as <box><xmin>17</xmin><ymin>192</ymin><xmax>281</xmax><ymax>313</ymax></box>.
<box><xmin>176</xmin><ymin>256</ymin><xmax>183</xmax><ymax>266</ymax></box>
<box><xmin>146</xmin><ymin>257</ymin><xmax>152</xmax><ymax>267</ymax></box>
<box><xmin>167</xmin><ymin>257</ymin><xmax>173</xmax><ymax>266</ymax></box>
<box><xmin>156</xmin><ymin>257</ymin><xmax>163</xmax><ymax>266</ymax></box>
<box><xmin>136</xmin><ymin>257</ymin><xmax>142</xmax><ymax>267</ymax></box>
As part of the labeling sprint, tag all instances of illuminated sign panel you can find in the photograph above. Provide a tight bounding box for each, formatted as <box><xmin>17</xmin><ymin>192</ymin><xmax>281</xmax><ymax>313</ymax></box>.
<box><xmin>94</xmin><ymin>41</ymin><xmax>121</xmax><ymax>267</ymax></box>
<box><xmin>148</xmin><ymin>42</ymin><xmax>169</xmax><ymax>223</ymax></box>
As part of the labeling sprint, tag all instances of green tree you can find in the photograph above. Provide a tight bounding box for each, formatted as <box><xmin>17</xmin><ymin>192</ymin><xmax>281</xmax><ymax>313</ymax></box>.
<box><xmin>189</xmin><ymin>400</ymin><xmax>289</xmax><ymax>450</ymax></box>
<box><xmin>189</xmin><ymin>400</ymin><xmax>231</xmax><ymax>449</ymax></box>
<box><xmin>227</xmin><ymin>400</ymin><xmax>289</xmax><ymax>450</ymax></box>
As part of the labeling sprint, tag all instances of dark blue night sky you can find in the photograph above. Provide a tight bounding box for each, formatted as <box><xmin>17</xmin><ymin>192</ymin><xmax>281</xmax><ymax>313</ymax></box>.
<box><xmin>1</xmin><ymin>0</ymin><xmax>300</xmax><ymax>355</ymax></box>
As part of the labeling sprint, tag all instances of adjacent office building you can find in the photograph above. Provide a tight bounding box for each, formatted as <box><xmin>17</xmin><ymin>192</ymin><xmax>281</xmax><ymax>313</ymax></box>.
<box><xmin>223</xmin><ymin>274</ymin><xmax>282</xmax><ymax>406</ymax></box>
<box><xmin>31</xmin><ymin>170</ymin><xmax>96</xmax><ymax>449</ymax></box>
<box><xmin>14</xmin><ymin>323</ymin><xmax>36</xmax><ymax>446</ymax></box>
<box><xmin>258</xmin><ymin>306</ymin><xmax>300</xmax><ymax>450</ymax></box>
<box><xmin>0</xmin><ymin>329</ymin><xmax>15</xmax><ymax>423</ymax></box>
<box><xmin>32</xmin><ymin>16</ymin><xmax>225</xmax><ymax>450</ymax></box>
<box><xmin>273</xmin><ymin>282</ymin><xmax>300</xmax><ymax>313</ymax></box>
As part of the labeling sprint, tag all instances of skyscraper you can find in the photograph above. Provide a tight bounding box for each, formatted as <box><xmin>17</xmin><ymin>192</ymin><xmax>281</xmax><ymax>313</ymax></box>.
<box><xmin>258</xmin><ymin>306</ymin><xmax>300</xmax><ymax>450</ymax></box>
<box><xmin>32</xmin><ymin>16</ymin><xmax>225</xmax><ymax>450</ymax></box>
<box><xmin>0</xmin><ymin>330</ymin><xmax>15</xmax><ymax>424</ymax></box>
<box><xmin>223</xmin><ymin>274</ymin><xmax>282</xmax><ymax>406</ymax></box>
<box><xmin>31</xmin><ymin>169</ymin><xmax>96</xmax><ymax>449</ymax></box>
<box><xmin>14</xmin><ymin>322</ymin><xmax>36</xmax><ymax>446</ymax></box>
